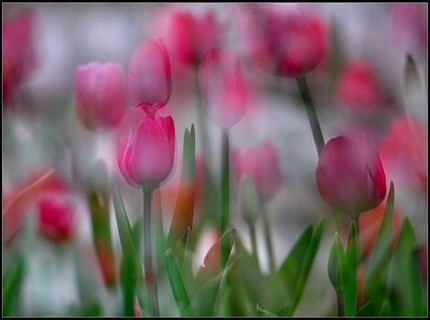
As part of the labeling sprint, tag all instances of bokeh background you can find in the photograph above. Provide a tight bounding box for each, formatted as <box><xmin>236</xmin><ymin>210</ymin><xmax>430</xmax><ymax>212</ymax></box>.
<box><xmin>3</xmin><ymin>2</ymin><xmax>428</xmax><ymax>316</ymax></box>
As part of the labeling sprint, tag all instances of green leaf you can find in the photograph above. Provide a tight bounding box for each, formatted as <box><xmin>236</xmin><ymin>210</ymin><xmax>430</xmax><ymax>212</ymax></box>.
<box><xmin>342</xmin><ymin>221</ymin><xmax>358</xmax><ymax>316</ymax></box>
<box><xmin>388</xmin><ymin>218</ymin><xmax>426</xmax><ymax>316</ymax></box>
<box><xmin>192</xmin><ymin>273</ymin><xmax>223</xmax><ymax>316</ymax></box>
<box><xmin>356</xmin><ymin>301</ymin><xmax>374</xmax><ymax>316</ymax></box>
<box><xmin>364</xmin><ymin>182</ymin><xmax>395</xmax><ymax>310</ymax></box>
<box><xmin>256</xmin><ymin>304</ymin><xmax>277</xmax><ymax>317</ymax></box>
<box><xmin>239</xmin><ymin>175</ymin><xmax>262</xmax><ymax>227</ymax></box>
<box><xmin>112</xmin><ymin>181</ymin><xmax>149</xmax><ymax>316</ymax></box>
<box><xmin>328</xmin><ymin>232</ymin><xmax>345</xmax><ymax>291</ymax></box>
<box><xmin>168</xmin><ymin>125</ymin><xmax>196</xmax><ymax>245</ymax></box>
<box><xmin>2</xmin><ymin>254</ymin><xmax>25</xmax><ymax>316</ymax></box>
<box><xmin>165</xmin><ymin>248</ymin><xmax>195</xmax><ymax>316</ymax></box>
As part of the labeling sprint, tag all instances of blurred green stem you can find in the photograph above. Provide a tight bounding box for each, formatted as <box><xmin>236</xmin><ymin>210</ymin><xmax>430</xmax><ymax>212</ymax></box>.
<box><xmin>261</xmin><ymin>211</ymin><xmax>275</xmax><ymax>273</ymax></box>
<box><xmin>336</xmin><ymin>289</ymin><xmax>344</xmax><ymax>317</ymax></box>
<box><xmin>296</xmin><ymin>76</ymin><xmax>325</xmax><ymax>156</ymax></box>
<box><xmin>143</xmin><ymin>188</ymin><xmax>159</xmax><ymax>316</ymax></box>
<box><xmin>248</xmin><ymin>223</ymin><xmax>260</xmax><ymax>269</ymax></box>
<box><xmin>221</xmin><ymin>130</ymin><xmax>230</xmax><ymax>270</ymax></box>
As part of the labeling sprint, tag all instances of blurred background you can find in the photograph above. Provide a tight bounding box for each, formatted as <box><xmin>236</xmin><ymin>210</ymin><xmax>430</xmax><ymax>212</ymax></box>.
<box><xmin>2</xmin><ymin>2</ymin><xmax>428</xmax><ymax>316</ymax></box>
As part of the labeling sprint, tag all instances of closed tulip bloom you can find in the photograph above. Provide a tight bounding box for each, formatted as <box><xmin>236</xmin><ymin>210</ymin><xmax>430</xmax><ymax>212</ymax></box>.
<box><xmin>117</xmin><ymin>105</ymin><xmax>175</xmax><ymax>188</ymax></box>
<box><xmin>168</xmin><ymin>10</ymin><xmax>221</xmax><ymax>67</ymax></box>
<box><xmin>237</xmin><ymin>4</ymin><xmax>327</xmax><ymax>77</ymax></box>
<box><xmin>38</xmin><ymin>196</ymin><xmax>75</xmax><ymax>243</ymax></box>
<box><xmin>233</xmin><ymin>141</ymin><xmax>283</xmax><ymax>201</ymax></box>
<box><xmin>128</xmin><ymin>39</ymin><xmax>172</xmax><ymax>106</ymax></box>
<box><xmin>74</xmin><ymin>62</ymin><xmax>127</xmax><ymax>130</ymax></box>
<box><xmin>199</xmin><ymin>48</ymin><xmax>246</xmax><ymax>129</ymax></box>
<box><xmin>316</xmin><ymin>133</ymin><xmax>386</xmax><ymax>214</ymax></box>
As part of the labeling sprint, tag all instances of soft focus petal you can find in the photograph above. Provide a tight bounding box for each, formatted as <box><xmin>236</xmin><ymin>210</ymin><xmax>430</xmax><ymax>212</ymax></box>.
<box><xmin>127</xmin><ymin>38</ymin><xmax>172</xmax><ymax>106</ymax></box>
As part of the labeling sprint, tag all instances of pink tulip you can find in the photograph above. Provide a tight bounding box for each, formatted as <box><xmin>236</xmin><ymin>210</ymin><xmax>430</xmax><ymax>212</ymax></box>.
<box><xmin>236</xmin><ymin>3</ymin><xmax>327</xmax><ymax>77</ymax></box>
<box><xmin>74</xmin><ymin>62</ymin><xmax>127</xmax><ymax>130</ymax></box>
<box><xmin>335</xmin><ymin>60</ymin><xmax>384</xmax><ymax>110</ymax></box>
<box><xmin>168</xmin><ymin>10</ymin><xmax>221</xmax><ymax>67</ymax></box>
<box><xmin>316</xmin><ymin>133</ymin><xmax>386</xmax><ymax>214</ymax></box>
<box><xmin>38</xmin><ymin>196</ymin><xmax>75</xmax><ymax>243</ymax></box>
<box><xmin>199</xmin><ymin>48</ymin><xmax>246</xmax><ymax>129</ymax></box>
<box><xmin>379</xmin><ymin>116</ymin><xmax>427</xmax><ymax>195</ymax></box>
<box><xmin>2</xmin><ymin>11</ymin><xmax>37</xmax><ymax>105</ymax></box>
<box><xmin>233</xmin><ymin>141</ymin><xmax>283</xmax><ymax>201</ymax></box>
<box><xmin>127</xmin><ymin>39</ymin><xmax>172</xmax><ymax>107</ymax></box>
<box><xmin>391</xmin><ymin>3</ymin><xmax>428</xmax><ymax>64</ymax></box>
<box><xmin>117</xmin><ymin>104</ymin><xmax>175</xmax><ymax>188</ymax></box>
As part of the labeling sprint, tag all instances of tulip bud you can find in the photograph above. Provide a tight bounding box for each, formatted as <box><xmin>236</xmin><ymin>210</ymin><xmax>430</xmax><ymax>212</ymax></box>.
<box><xmin>233</xmin><ymin>141</ymin><xmax>283</xmax><ymax>201</ymax></box>
<box><xmin>237</xmin><ymin>4</ymin><xmax>327</xmax><ymax>78</ymax></box>
<box><xmin>199</xmin><ymin>48</ymin><xmax>247</xmax><ymax>129</ymax></box>
<box><xmin>117</xmin><ymin>105</ymin><xmax>175</xmax><ymax>188</ymax></box>
<box><xmin>127</xmin><ymin>38</ymin><xmax>172</xmax><ymax>107</ymax></box>
<box><xmin>239</xmin><ymin>175</ymin><xmax>262</xmax><ymax>227</ymax></box>
<box><xmin>74</xmin><ymin>62</ymin><xmax>127</xmax><ymax>130</ymax></box>
<box><xmin>38</xmin><ymin>196</ymin><xmax>75</xmax><ymax>243</ymax></box>
<box><xmin>316</xmin><ymin>133</ymin><xmax>386</xmax><ymax>214</ymax></box>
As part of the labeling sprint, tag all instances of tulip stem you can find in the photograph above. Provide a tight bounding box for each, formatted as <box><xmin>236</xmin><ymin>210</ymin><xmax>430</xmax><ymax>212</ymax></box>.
<box><xmin>221</xmin><ymin>130</ymin><xmax>230</xmax><ymax>270</ymax></box>
<box><xmin>248</xmin><ymin>223</ymin><xmax>260</xmax><ymax>270</ymax></box>
<box><xmin>336</xmin><ymin>289</ymin><xmax>344</xmax><ymax>317</ymax></box>
<box><xmin>296</xmin><ymin>76</ymin><xmax>325</xmax><ymax>156</ymax></box>
<box><xmin>262</xmin><ymin>211</ymin><xmax>276</xmax><ymax>273</ymax></box>
<box><xmin>143</xmin><ymin>188</ymin><xmax>159</xmax><ymax>316</ymax></box>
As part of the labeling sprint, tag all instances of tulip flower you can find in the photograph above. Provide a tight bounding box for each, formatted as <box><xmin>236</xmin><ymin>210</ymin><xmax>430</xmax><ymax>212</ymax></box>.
<box><xmin>237</xmin><ymin>3</ymin><xmax>327</xmax><ymax>78</ymax></box>
<box><xmin>316</xmin><ymin>133</ymin><xmax>386</xmax><ymax>214</ymax></box>
<box><xmin>359</xmin><ymin>202</ymin><xmax>401</xmax><ymax>259</ymax></box>
<box><xmin>74</xmin><ymin>62</ymin><xmax>127</xmax><ymax>130</ymax></box>
<box><xmin>233</xmin><ymin>141</ymin><xmax>283</xmax><ymax>201</ymax></box>
<box><xmin>391</xmin><ymin>3</ymin><xmax>428</xmax><ymax>64</ymax></box>
<box><xmin>117</xmin><ymin>105</ymin><xmax>175</xmax><ymax>189</ymax></box>
<box><xmin>127</xmin><ymin>38</ymin><xmax>172</xmax><ymax>107</ymax></box>
<box><xmin>38</xmin><ymin>196</ymin><xmax>75</xmax><ymax>243</ymax></box>
<box><xmin>199</xmin><ymin>48</ymin><xmax>247</xmax><ymax>130</ymax></box>
<box><xmin>335</xmin><ymin>60</ymin><xmax>384</xmax><ymax>110</ymax></box>
<box><xmin>379</xmin><ymin>116</ymin><xmax>427</xmax><ymax>195</ymax></box>
<box><xmin>167</xmin><ymin>9</ymin><xmax>221</xmax><ymax>67</ymax></box>
<box><xmin>2</xmin><ymin>11</ymin><xmax>37</xmax><ymax>105</ymax></box>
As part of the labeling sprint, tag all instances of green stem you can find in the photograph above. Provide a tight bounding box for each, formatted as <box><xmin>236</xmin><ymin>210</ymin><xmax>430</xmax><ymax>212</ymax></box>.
<box><xmin>143</xmin><ymin>188</ymin><xmax>159</xmax><ymax>316</ymax></box>
<box><xmin>261</xmin><ymin>211</ymin><xmax>275</xmax><ymax>273</ymax></box>
<box><xmin>221</xmin><ymin>130</ymin><xmax>230</xmax><ymax>270</ymax></box>
<box><xmin>296</xmin><ymin>76</ymin><xmax>325</xmax><ymax>156</ymax></box>
<box><xmin>248</xmin><ymin>223</ymin><xmax>260</xmax><ymax>270</ymax></box>
<box><xmin>336</xmin><ymin>289</ymin><xmax>344</xmax><ymax>317</ymax></box>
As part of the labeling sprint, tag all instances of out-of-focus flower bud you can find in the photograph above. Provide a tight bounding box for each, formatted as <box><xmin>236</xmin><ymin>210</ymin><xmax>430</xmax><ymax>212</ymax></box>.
<box><xmin>2</xmin><ymin>11</ymin><xmax>37</xmax><ymax>105</ymax></box>
<box><xmin>236</xmin><ymin>3</ymin><xmax>327</xmax><ymax>78</ymax></box>
<box><xmin>167</xmin><ymin>9</ymin><xmax>221</xmax><ymax>67</ymax></box>
<box><xmin>335</xmin><ymin>60</ymin><xmax>384</xmax><ymax>110</ymax></box>
<box><xmin>74</xmin><ymin>62</ymin><xmax>127</xmax><ymax>130</ymax></box>
<box><xmin>239</xmin><ymin>175</ymin><xmax>263</xmax><ymax>227</ymax></box>
<box><xmin>391</xmin><ymin>3</ymin><xmax>428</xmax><ymax>64</ymax></box>
<box><xmin>127</xmin><ymin>39</ymin><xmax>172</xmax><ymax>107</ymax></box>
<box><xmin>38</xmin><ymin>196</ymin><xmax>75</xmax><ymax>243</ymax></box>
<box><xmin>359</xmin><ymin>202</ymin><xmax>401</xmax><ymax>259</ymax></box>
<box><xmin>199</xmin><ymin>48</ymin><xmax>247</xmax><ymax>129</ymax></box>
<box><xmin>233</xmin><ymin>141</ymin><xmax>283</xmax><ymax>202</ymax></box>
<box><xmin>117</xmin><ymin>105</ymin><xmax>175</xmax><ymax>188</ymax></box>
<box><xmin>379</xmin><ymin>116</ymin><xmax>427</xmax><ymax>196</ymax></box>
<box><xmin>316</xmin><ymin>133</ymin><xmax>386</xmax><ymax>214</ymax></box>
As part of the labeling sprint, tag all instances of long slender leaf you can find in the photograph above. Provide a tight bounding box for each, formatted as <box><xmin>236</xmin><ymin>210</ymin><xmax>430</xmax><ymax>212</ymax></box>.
<box><xmin>342</xmin><ymin>221</ymin><xmax>358</xmax><ymax>316</ymax></box>
<box><xmin>112</xmin><ymin>181</ymin><xmax>149</xmax><ymax>316</ymax></box>
<box><xmin>2</xmin><ymin>254</ymin><xmax>25</xmax><ymax>316</ymax></box>
<box><xmin>388</xmin><ymin>218</ymin><xmax>426</xmax><ymax>316</ymax></box>
<box><xmin>165</xmin><ymin>248</ymin><xmax>195</xmax><ymax>316</ymax></box>
<box><xmin>328</xmin><ymin>232</ymin><xmax>345</xmax><ymax>291</ymax></box>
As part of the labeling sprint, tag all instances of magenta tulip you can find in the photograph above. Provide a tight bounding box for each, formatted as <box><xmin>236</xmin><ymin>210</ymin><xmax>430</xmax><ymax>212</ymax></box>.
<box><xmin>74</xmin><ymin>62</ymin><xmax>127</xmax><ymax>130</ymax></box>
<box><xmin>168</xmin><ymin>10</ymin><xmax>221</xmax><ymax>67</ymax></box>
<box><xmin>234</xmin><ymin>141</ymin><xmax>283</xmax><ymax>201</ymax></box>
<box><xmin>316</xmin><ymin>133</ymin><xmax>386</xmax><ymax>214</ymax></box>
<box><xmin>127</xmin><ymin>38</ymin><xmax>172</xmax><ymax>107</ymax></box>
<box><xmin>199</xmin><ymin>48</ymin><xmax>246</xmax><ymax>129</ymax></box>
<box><xmin>237</xmin><ymin>3</ymin><xmax>327</xmax><ymax>77</ymax></box>
<box><xmin>117</xmin><ymin>104</ymin><xmax>175</xmax><ymax>188</ymax></box>
<box><xmin>38</xmin><ymin>196</ymin><xmax>75</xmax><ymax>243</ymax></box>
